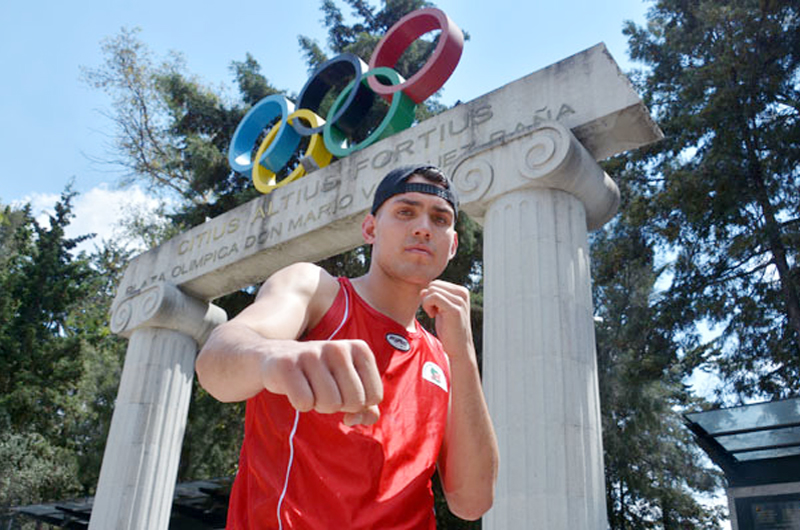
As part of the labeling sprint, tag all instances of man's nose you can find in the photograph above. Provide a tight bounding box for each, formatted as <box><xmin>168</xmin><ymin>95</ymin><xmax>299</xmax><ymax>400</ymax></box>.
<box><xmin>412</xmin><ymin>217</ymin><xmax>432</xmax><ymax>238</ymax></box>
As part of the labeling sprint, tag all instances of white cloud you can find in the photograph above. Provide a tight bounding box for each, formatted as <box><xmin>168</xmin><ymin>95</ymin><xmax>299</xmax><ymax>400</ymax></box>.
<box><xmin>13</xmin><ymin>184</ymin><xmax>164</xmax><ymax>255</ymax></box>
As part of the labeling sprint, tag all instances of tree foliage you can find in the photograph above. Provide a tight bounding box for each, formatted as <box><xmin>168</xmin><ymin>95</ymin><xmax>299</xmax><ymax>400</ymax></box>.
<box><xmin>593</xmin><ymin>160</ymin><xmax>724</xmax><ymax>529</ymax></box>
<box><xmin>586</xmin><ymin>0</ymin><xmax>800</xmax><ymax>525</ymax></box>
<box><xmin>0</xmin><ymin>192</ymin><xmax>93</xmax><ymax>438</ymax></box>
<box><xmin>82</xmin><ymin>28</ymin><xmax>284</xmax><ymax>230</ymax></box>
<box><xmin>0</xmin><ymin>193</ymin><xmax>128</xmax><ymax>527</ymax></box>
<box><xmin>623</xmin><ymin>0</ymin><xmax>800</xmax><ymax>399</ymax></box>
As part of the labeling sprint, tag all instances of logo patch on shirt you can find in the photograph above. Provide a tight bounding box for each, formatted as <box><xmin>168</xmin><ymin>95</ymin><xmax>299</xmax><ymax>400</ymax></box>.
<box><xmin>422</xmin><ymin>361</ymin><xmax>448</xmax><ymax>392</ymax></box>
<box><xmin>385</xmin><ymin>333</ymin><xmax>410</xmax><ymax>351</ymax></box>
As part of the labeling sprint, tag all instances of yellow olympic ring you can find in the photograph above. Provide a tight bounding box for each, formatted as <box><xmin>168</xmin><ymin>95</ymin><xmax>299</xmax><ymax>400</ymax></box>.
<box><xmin>251</xmin><ymin>109</ymin><xmax>332</xmax><ymax>194</ymax></box>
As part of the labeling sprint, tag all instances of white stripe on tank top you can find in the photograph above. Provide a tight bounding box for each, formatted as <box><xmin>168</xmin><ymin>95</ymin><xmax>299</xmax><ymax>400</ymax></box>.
<box><xmin>276</xmin><ymin>283</ymin><xmax>350</xmax><ymax>530</ymax></box>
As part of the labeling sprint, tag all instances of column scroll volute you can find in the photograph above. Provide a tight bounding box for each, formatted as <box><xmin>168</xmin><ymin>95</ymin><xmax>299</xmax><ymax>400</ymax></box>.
<box><xmin>451</xmin><ymin>121</ymin><xmax>620</xmax><ymax>231</ymax></box>
<box><xmin>110</xmin><ymin>282</ymin><xmax>227</xmax><ymax>346</ymax></box>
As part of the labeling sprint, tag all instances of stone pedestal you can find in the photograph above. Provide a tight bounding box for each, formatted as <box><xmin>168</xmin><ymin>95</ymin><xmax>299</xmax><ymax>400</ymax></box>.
<box><xmin>89</xmin><ymin>284</ymin><xmax>226</xmax><ymax>530</ymax></box>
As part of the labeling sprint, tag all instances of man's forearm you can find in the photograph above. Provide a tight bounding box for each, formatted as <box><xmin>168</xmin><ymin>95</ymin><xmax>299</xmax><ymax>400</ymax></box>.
<box><xmin>439</xmin><ymin>352</ymin><xmax>499</xmax><ymax>520</ymax></box>
<box><xmin>195</xmin><ymin>321</ymin><xmax>276</xmax><ymax>402</ymax></box>
<box><xmin>196</xmin><ymin>322</ymin><xmax>384</xmax><ymax>427</ymax></box>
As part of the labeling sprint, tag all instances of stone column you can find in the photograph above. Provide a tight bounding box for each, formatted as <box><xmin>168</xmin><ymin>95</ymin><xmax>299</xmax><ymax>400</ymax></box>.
<box><xmin>89</xmin><ymin>283</ymin><xmax>226</xmax><ymax>530</ymax></box>
<box><xmin>454</xmin><ymin>122</ymin><xmax>617</xmax><ymax>529</ymax></box>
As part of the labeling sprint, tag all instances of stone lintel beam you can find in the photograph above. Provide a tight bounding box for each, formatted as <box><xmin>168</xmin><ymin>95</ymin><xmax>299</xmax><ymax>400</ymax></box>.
<box><xmin>481</xmin><ymin>43</ymin><xmax>663</xmax><ymax>162</ymax></box>
<box><xmin>110</xmin><ymin>282</ymin><xmax>227</xmax><ymax>346</ymax></box>
<box><xmin>452</xmin><ymin>121</ymin><xmax>619</xmax><ymax>230</ymax></box>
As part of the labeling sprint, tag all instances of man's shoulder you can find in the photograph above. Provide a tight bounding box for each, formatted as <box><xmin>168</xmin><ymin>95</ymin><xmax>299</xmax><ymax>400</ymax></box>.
<box><xmin>256</xmin><ymin>262</ymin><xmax>341</xmax><ymax>330</ymax></box>
<box><xmin>257</xmin><ymin>262</ymin><xmax>337</xmax><ymax>298</ymax></box>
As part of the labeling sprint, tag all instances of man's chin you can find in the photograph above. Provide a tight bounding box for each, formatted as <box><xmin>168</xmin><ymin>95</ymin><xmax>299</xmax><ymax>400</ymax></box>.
<box><xmin>379</xmin><ymin>256</ymin><xmax>448</xmax><ymax>283</ymax></box>
<box><xmin>400</xmin><ymin>267</ymin><xmax>448</xmax><ymax>287</ymax></box>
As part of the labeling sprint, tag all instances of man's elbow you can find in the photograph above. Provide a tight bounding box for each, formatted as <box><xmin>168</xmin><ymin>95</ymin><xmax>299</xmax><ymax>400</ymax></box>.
<box><xmin>195</xmin><ymin>349</ymin><xmax>236</xmax><ymax>403</ymax></box>
<box><xmin>445</xmin><ymin>485</ymin><xmax>495</xmax><ymax>521</ymax></box>
<box><xmin>195</xmin><ymin>353</ymin><xmax>219</xmax><ymax>400</ymax></box>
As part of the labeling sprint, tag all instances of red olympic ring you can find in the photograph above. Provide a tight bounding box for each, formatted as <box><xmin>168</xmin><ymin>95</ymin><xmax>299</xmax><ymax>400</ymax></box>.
<box><xmin>228</xmin><ymin>7</ymin><xmax>464</xmax><ymax>194</ymax></box>
<box><xmin>368</xmin><ymin>8</ymin><xmax>464</xmax><ymax>104</ymax></box>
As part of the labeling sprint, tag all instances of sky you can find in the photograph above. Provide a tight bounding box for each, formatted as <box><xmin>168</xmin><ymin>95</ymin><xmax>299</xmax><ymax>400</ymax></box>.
<box><xmin>0</xmin><ymin>0</ymin><xmax>651</xmax><ymax>207</ymax></box>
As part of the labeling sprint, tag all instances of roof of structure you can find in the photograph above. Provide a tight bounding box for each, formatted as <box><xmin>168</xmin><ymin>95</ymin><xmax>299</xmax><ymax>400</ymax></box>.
<box><xmin>685</xmin><ymin>397</ymin><xmax>800</xmax><ymax>487</ymax></box>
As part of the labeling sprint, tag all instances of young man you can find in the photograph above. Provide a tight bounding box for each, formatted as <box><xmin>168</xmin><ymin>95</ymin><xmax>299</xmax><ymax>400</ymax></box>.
<box><xmin>196</xmin><ymin>165</ymin><xmax>499</xmax><ymax>529</ymax></box>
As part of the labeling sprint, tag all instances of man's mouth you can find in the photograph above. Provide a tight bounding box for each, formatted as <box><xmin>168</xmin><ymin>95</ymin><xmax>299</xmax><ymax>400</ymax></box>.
<box><xmin>405</xmin><ymin>244</ymin><xmax>433</xmax><ymax>256</ymax></box>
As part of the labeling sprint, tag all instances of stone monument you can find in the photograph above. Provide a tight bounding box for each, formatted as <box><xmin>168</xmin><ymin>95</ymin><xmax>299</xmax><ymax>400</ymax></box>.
<box><xmin>89</xmin><ymin>43</ymin><xmax>662</xmax><ymax>529</ymax></box>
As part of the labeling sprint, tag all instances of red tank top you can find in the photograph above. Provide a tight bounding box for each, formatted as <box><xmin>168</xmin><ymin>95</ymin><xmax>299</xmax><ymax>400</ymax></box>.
<box><xmin>227</xmin><ymin>278</ymin><xmax>451</xmax><ymax>529</ymax></box>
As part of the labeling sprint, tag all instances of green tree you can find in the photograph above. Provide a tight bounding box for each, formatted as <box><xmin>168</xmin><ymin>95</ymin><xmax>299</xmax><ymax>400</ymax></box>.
<box><xmin>623</xmin><ymin>0</ymin><xmax>800</xmax><ymax>399</ymax></box>
<box><xmin>82</xmin><ymin>27</ymin><xmax>284</xmax><ymax>228</ymax></box>
<box><xmin>0</xmin><ymin>430</ymin><xmax>81</xmax><ymax>527</ymax></box>
<box><xmin>0</xmin><ymin>192</ymin><xmax>93</xmax><ymax>439</ymax></box>
<box><xmin>0</xmin><ymin>193</ymin><xmax>128</xmax><ymax>528</ymax></box>
<box><xmin>593</xmin><ymin>160</ymin><xmax>724</xmax><ymax>529</ymax></box>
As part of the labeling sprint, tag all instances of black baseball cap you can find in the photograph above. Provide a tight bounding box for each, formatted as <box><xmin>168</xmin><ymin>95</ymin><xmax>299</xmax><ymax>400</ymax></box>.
<box><xmin>370</xmin><ymin>165</ymin><xmax>459</xmax><ymax>219</ymax></box>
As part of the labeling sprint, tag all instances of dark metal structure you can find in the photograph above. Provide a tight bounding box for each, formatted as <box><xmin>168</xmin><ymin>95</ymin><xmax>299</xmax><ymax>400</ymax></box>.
<box><xmin>12</xmin><ymin>478</ymin><xmax>231</xmax><ymax>529</ymax></box>
<box><xmin>685</xmin><ymin>397</ymin><xmax>800</xmax><ymax>530</ymax></box>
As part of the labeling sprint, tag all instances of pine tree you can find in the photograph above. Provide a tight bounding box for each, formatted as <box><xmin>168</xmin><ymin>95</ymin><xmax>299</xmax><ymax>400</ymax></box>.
<box><xmin>593</xmin><ymin>160</ymin><xmax>724</xmax><ymax>528</ymax></box>
<box><xmin>0</xmin><ymin>192</ymin><xmax>128</xmax><ymax>526</ymax></box>
<box><xmin>623</xmin><ymin>0</ymin><xmax>800</xmax><ymax>399</ymax></box>
<box><xmin>0</xmin><ymin>191</ymin><xmax>93</xmax><ymax>438</ymax></box>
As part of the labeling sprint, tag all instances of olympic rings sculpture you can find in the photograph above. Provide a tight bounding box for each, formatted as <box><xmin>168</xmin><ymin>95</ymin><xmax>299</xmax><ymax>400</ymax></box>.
<box><xmin>228</xmin><ymin>7</ymin><xmax>464</xmax><ymax>194</ymax></box>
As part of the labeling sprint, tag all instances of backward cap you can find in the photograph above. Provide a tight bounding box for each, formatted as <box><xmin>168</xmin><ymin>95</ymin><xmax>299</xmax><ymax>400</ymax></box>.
<box><xmin>370</xmin><ymin>165</ymin><xmax>459</xmax><ymax>219</ymax></box>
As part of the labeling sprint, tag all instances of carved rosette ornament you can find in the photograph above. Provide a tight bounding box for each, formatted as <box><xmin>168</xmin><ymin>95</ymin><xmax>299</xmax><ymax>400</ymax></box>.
<box><xmin>110</xmin><ymin>282</ymin><xmax>226</xmax><ymax>346</ymax></box>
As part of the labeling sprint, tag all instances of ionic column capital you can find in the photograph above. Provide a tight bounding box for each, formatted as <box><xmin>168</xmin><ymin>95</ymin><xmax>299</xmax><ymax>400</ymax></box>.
<box><xmin>452</xmin><ymin>120</ymin><xmax>620</xmax><ymax>230</ymax></box>
<box><xmin>110</xmin><ymin>282</ymin><xmax>227</xmax><ymax>346</ymax></box>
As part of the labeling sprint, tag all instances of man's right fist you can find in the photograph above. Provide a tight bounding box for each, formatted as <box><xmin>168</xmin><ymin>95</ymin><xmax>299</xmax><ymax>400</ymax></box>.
<box><xmin>260</xmin><ymin>339</ymin><xmax>384</xmax><ymax>425</ymax></box>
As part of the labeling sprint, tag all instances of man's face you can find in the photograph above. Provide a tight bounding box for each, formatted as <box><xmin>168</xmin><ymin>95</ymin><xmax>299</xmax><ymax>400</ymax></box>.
<box><xmin>363</xmin><ymin>174</ymin><xmax>458</xmax><ymax>286</ymax></box>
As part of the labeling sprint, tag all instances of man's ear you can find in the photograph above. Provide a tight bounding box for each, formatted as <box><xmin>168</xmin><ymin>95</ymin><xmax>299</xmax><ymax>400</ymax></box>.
<box><xmin>449</xmin><ymin>231</ymin><xmax>459</xmax><ymax>259</ymax></box>
<box><xmin>362</xmin><ymin>214</ymin><xmax>377</xmax><ymax>244</ymax></box>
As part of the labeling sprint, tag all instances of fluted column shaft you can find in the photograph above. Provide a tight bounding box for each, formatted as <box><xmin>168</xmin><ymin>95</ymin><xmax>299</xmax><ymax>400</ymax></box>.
<box><xmin>482</xmin><ymin>188</ymin><xmax>607</xmax><ymax>529</ymax></box>
<box><xmin>89</xmin><ymin>283</ymin><xmax>226</xmax><ymax>530</ymax></box>
<box><xmin>89</xmin><ymin>328</ymin><xmax>196</xmax><ymax>529</ymax></box>
<box><xmin>453</xmin><ymin>124</ymin><xmax>615</xmax><ymax>530</ymax></box>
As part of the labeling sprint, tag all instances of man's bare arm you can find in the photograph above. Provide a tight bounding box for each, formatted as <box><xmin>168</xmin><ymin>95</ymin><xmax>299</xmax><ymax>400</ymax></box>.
<box><xmin>195</xmin><ymin>262</ymin><xmax>382</xmax><ymax>424</ymax></box>
<box><xmin>422</xmin><ymin>281</ymin><xmax>499</xmax><ymax>520</ymax></box>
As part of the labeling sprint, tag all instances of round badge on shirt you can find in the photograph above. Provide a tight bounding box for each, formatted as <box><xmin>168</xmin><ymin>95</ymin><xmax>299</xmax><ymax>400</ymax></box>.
<box><xmin>385</xmin><ymin>333</ymin><xmax>411</xmax><ymax>351</ymax></box>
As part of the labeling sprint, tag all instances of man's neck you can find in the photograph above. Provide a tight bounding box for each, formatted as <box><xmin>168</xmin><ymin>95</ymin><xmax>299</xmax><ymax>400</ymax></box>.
<box><xmin>350</xmin><ymin>269</ymin><xmax>424</xmax><ymax>332</ymax></box>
